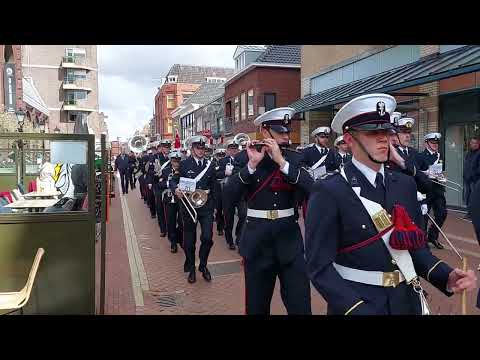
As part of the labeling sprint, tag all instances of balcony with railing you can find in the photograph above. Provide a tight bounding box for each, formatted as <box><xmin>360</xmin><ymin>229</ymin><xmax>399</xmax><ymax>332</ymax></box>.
<box><xmin>61</xmin><ymin>56</ymin><xmax>94</xmax><ymax>70</ymax></box>
<box><xmin>62</xmin><ymin>78</ymin><xmax>93</xmax><ymax>92</ymax></box>
<box><xmin>63</xmin><ymin>98</ymin><xmax>96</xmax><ymax>112</ymax></box>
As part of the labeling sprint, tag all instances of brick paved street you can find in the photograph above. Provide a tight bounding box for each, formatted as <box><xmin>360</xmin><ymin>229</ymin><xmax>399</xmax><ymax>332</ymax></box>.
<box><xmin>100</xmin><ymin>176</ymin><xmax>480</xmax><ymax>315</ymax></box>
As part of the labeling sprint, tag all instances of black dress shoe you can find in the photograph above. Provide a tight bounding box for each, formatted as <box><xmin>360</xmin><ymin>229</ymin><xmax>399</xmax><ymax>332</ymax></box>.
<box><xmin>188</xmin><ymin>271</ymin><xmax>196</xmax><ymax>283</ymax></box>
<box><xmin>229</xmin><ymin>243</ymin><xmax>236</xmax><ymax>250</ymax></box>
<box><xmin>430</xmin><ymin>238</ymin><xmax>444</xmax><ymax>249</ymax></box>
<box><xmin>199</xmin><ymin>267</ymin><xmax>212</xmax><ymax>282</ymax></box>
<box><xmin>171</xmin><ymin>244</ymin><xmax>178</xmax><ymax>253</ymax></box>
<box><xmin>151</xmin><ymin>214</ymin><xmax>156</xmax><ymax>219</ymax></box>
<box><xmin>217</xmin><ymin>230</ymin><xmax>224</xmax><ymax>236</ymax></box>
<box><xmin>160</xmin><ymin>232</ymin><xmax>167</xmax><ymax>237</ymax></box>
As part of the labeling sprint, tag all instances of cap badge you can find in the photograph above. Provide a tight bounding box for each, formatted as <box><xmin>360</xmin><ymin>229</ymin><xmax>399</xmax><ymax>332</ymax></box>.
<box><xmin>406</xmin><ymin>122</ymin><xmax>412</xmax><ymax>129</ymax></box>
<box><xmin>377</xmin><ymin>101</ymin><xmax>386</xmax><ymax>116</ymax></box>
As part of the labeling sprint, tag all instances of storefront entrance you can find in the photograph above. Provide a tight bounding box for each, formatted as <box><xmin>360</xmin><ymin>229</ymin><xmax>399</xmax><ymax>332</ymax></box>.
<box><xmin>441</xmin><ymin>90</ymin><xmax>480</xmax><ymax>208</ymax></box>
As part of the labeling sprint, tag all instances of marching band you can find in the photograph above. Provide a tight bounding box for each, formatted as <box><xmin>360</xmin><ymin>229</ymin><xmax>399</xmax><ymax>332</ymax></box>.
<box><xmin>115</xmin><ymin>92</ymin><xmax>479</xmax><ymax>315</ymax></box>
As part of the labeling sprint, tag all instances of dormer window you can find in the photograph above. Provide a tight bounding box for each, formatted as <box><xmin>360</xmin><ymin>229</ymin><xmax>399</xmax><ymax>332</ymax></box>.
<box><xmin>206</xmin><ymin>77</ymin><xmax>226</xmax><ymax>83</ymax></box>
<box><xmin>167</xmin><ymin>75</ymin><xmax>178</xmax><ymax>83</ymax></box>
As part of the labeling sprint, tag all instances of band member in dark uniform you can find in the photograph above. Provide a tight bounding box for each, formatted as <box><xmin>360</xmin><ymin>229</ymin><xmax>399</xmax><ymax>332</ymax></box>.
<box><xmin>216</xmin><ymin>140</ymin><xmax>244</xmax><ymax>249</ymax></box>
<box><xmin>387</xmin><ymin>115</ymin><xmax>431</xmax><ymax>232</ymax></box>
<box><xmin>144</xmin><ymin>148</ymin><xmax>157</xmax><ymax>218</ymax></box>
<box><xmin>468</xmin><ymin>181</ymin><xmax>480</xmax><ymax>309</ymax></box>
<box><xmin>305</xmin><ymin>94</ymin><xmax>476</xmax><ymax>315</ymax></box>
<box><xmin>415</xmin><ymin>133</ymin><xmax>447</xmax><ymax>249</ymax></box>
<box><xmin>114</xmin><ymin>149</ymin><xmax>130</xmax><ymax>195</ymax></box>
<box><xmin>154</xmin><ymin>140</ymin><xmax>171</xmax><ymax>237</ymax></box>
<box><xmin>159</xmin><ymin>150</ymin><xmax>183</xmax><ymax>253</ymax></box>
<box><xmin>213</xmin><ymin>148</ymin><xmax>226</xmax><ymax>237</ymax></box>
<box><xmin>225</xmin><ymin>107</ymin><xmax>313</xmax><ymax>315</ymax></box>
<box><xmin>138</xmin><ymin>150</ymin><xmax>148</xmax><ymax>202</ymax></box>
<box><xmin>463</xmin><ymin>136</ymin><xmax>480</xmax><ymax>219</ymax></box>
<box><xmin>302</xmin><ymin>126</ymin><xmax>337</xmax><ymax>180</ymax></box>
<box><xmin>170</xmin><ymin>135</ymin><xmax>216</xmax><ymax>284</ymax></box>
<box><xmin>127</xmin><ymin>151</ymin><xmax>137</xmax><ymax>190</ymax></box>
<box><xmin>305</xmin><ymin>93</ymin><xmax>477</xmax><ymax>315</ymax></box>
<box><xmin>333</xmin><ymin>135</ymin><xmax>352</xmax><ymax>170</ymax></box>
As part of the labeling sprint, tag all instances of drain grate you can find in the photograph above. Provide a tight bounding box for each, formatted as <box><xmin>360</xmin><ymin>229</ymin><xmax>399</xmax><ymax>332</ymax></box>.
<box><xmin>208</xmin><ymin>260</ymin><xmax>242</xmax><ymax>277</ymax></box>
<box><xmin>151</xmin><ymin>291</ymin><xmax>185</xmax><ymax>308</ymax></box>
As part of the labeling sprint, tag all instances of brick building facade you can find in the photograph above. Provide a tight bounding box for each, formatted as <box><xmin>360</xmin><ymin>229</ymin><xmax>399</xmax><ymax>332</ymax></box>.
<box><xmin>154</xmin><ymin>65</ymin><xmax>234</xmax><ymax>140</ymax></box>
<box><xmin>224</xmin><ymin>66</ymin><xmax>301</xmax><ymax>143</ymax></box>
<box><xmin>224</xmin><ymin>45</ymin><xmax>302</xmax><ymax>145</ymax></box>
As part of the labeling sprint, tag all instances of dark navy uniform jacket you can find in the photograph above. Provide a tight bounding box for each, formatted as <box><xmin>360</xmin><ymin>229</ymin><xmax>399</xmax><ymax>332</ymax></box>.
<box><xmin>215</xmin><ymin>155</ymin><xmax>235</xmax><ymax>180</ymax></box>
<box><xmin>169</xmin><ymin>156</ymin><xmax>216</xmax><ymax>210</ymax></box>
<box><xmin>305</xmin><ymin>161</ymin><xmax>453</xmax><ymax>315</ymax></box>
<box><xmin>301</xmin><ymin>144</ymin><xmax>337</xmax><ymax>172</ymax></box>
<box><xmin>333</xmin><ymin>151</ymin><xmax>352</xmax><ymax>170</ymax></box>
<box><xmin>225</xmin><ymin>149</ymin><xmax>313</xmax><ymax>265</ymax></box>
<box><xmin>387</xmin><ymin>146</ymin><xmax>432</xmax><ymax>195</ymax></box>
<box><xmin>140</xmin><ymin>154</ymin><xmax>149</xmax><ymax>175</ymax></box>
<box><xmin>416</xmin><ymin>149</ymin><xmax>445</xmax><ymax>197</ymax></box>
<box><xmin>469</xmin><ymin>182</ymin><xmax>480</xmax><ymax>308</ymax></box>
<box><xmin>157</xmin><ymin>153</ymin><xmax>169</xmax><ymax>165</ymax></box>
<box><xmin>144</xmin><ymin>154</ymin><xmax>157</xmax><ymax>185</ymax></box>
<box><xmin>463</xmin><ymin>149</ymin><xmax>480</xmax><ymax>184</ymax></box>
<box><xmin>158</xmin><ymin>164</ymin><xmax>178</xmax><ymax>203</ymax></box>
<box><xmin>115</xmin><ymin>154</ymin><xmax>129</xmax><ymax>171</ymax></box>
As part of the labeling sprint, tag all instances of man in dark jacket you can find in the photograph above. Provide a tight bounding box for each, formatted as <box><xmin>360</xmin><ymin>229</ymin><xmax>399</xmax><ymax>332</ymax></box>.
<box><xmin>463</xmin><ymin>137</ymin><xmax>480</xmax><ymax>219</ymax></box>
<box><xmin>127</xmin><ymin>151</ymin><xmax>137</xmax><ymax>190</ymax></box>
<box><xmin>114</xmin><ymin>149</ymin><xmax>130</xmax><ymax>195</ymax></box>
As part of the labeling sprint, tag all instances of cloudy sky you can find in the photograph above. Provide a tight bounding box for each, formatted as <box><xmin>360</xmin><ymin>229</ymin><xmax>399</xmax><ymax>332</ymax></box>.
<box><xmin>98</xmin><ymin>45</ymin><xmax>237</xmax><ymax>142</ymax></box>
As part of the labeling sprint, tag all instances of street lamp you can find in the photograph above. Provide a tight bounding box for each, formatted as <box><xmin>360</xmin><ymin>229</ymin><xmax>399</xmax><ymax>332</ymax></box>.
<box><xmin>16</xmin><ymin>110</ymin><xmax>26</xmax><ymax>132</ymax></box>
<box><xmin>54</xmin><ymin>126</ymin><xmax>61</xmax><ymax>134</ymax></box>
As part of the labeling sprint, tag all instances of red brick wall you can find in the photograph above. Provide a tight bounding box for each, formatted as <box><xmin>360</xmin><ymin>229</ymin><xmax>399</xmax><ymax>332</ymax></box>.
<box><xmin>439</xmin><ymin>72</ymin><xmax>480</xmax><ymax>94</ymax></box>
<box><xmin>155</xmin><ymin>82</ymin><xmax>200</xmax><ymax>139</ymax></box>
<box><xmin>224</xmin><ymin>66</ymin><xmax>301</xmax><ymax>143</ymax></box>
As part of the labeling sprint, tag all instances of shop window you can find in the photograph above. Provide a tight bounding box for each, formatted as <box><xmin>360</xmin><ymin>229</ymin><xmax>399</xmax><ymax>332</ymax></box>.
<box><xmin>264</xmin><ymin>93</ymin><xmax>276</xmax><ymax>112</ymax></box>
<box><xmin>248</xmin><ymin>89</ymin><xmax>254</xmax><ymax>116</ymax></box>
<box><xmin>241</xmin><ymin>92</ymin><xmax>246</xmax><ymax>120</ymax></box>
<box><xmin>234</xmin><ymin>96</ymin><xmax>240</xmax><ymax>122</ymax></box>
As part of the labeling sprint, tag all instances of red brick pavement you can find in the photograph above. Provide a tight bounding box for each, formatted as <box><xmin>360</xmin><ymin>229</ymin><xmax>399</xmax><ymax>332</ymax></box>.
<box><xmin>103</xmin><ymin>181</ymin><xmax>480</xmax><ymax>315</ymax></box>
<box><xmin>97</xmin><ymin>183</ymin><xmax>136</xmax><ymax>315</ymax></box>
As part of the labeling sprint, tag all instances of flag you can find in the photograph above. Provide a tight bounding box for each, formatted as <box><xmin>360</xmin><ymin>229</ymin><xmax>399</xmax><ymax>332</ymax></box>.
<box><xmin>174</xmin><ymin>129</ymin><xmax>181</xmax><ymax>149</ymax></box>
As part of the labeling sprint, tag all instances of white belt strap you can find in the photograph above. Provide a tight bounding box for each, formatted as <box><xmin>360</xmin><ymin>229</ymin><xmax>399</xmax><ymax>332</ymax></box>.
<box><xmin>194</xmin><ymin>160</ymin><xmax>212</xmax><ymax>182</ymax></box>
<box><xmin>333</xmin><ymin>262</ymin><xmax>405</xmax><ymax>287</ymax></box>
<box><xmin>311</xmin><ymin>153</ymin><xmax>329</xmax><ymax>170</ymax></box>
<box><xmin>339</xmin><ymin>168</ymin><xmax>418</xmax><ymax>283</ymax></box>
<box><xmin>247</xmin><ymin>208</ymin><xmax>294</xmax><ymax>220</ymax></box>
<box><xmin>161</xmin><ymin>160</ymin><xmax>171</xmax><ymax>171</ymax></box>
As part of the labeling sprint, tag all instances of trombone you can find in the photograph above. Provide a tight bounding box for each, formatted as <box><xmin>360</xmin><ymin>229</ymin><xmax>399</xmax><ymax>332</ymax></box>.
<box><xmin>424</xmin><ymin>171</ymin><xmax>463</xmax><ymax>192</ymax></box>
<box><xmin>178</xmin><ymin>188</ymin><xmax>209</xmax><ymax>223</ymax></box>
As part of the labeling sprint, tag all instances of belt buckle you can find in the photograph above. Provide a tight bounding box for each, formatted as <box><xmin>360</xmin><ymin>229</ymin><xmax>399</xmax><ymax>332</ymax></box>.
<box><xmin>383</xmin><ymin>270</ymin><xmax>401</xmax><ymax>288</ymax></box>
<box><xmin>267</xmin><ymin>210</ymin><xmax>279</xmax><ymax>220</ymax></box>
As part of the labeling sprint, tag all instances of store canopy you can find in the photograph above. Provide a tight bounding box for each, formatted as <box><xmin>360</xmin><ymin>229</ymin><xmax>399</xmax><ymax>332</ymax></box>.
<box><xmin>291</xmin><ymin>45</ymin><xmax>480</xmax><ymax>113</ymax></box>
<box><xmin>22</xmin><ymin>77</ymin><xmax>49</xmax><ymax>116</ymax></box>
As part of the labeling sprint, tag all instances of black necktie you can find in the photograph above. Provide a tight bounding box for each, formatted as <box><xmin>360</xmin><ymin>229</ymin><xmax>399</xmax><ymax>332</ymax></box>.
<box><xmin>198</xmin><ymin>160</ymin><xmax>203</xmax><ymax>169</ymax></box>
<box><xmin>375</xmin><ymin>172</ymin><xmax>386</xmax><ymax>207</ymax></box>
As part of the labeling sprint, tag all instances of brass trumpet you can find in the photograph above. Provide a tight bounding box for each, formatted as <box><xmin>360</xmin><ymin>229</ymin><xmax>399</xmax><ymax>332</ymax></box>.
<box><xmin>178</xmin><ymin>188</ymin><xmax>209</xmax><ymax>223</ymax></box>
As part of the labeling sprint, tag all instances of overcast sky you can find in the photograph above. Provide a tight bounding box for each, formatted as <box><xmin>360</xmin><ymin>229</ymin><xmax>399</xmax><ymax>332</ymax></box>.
<box><xmin>98</xmin><ymin>45</ymin><xmax>237</xmax><ymax>142</ymax></box>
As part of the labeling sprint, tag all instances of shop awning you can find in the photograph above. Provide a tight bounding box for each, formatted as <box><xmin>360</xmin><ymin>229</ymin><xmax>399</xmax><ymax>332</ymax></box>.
<box><xmin>291</xmin><ymin>45</ymin><xmax>480</xmax><ymax>113</ymax></box>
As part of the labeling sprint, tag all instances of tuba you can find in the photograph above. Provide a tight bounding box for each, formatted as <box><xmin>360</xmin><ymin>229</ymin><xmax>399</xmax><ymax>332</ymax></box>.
<box><xmin>129</xmin><ymin>135</ymin><xmax>148</xmax><ymax>154</ymax></box>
